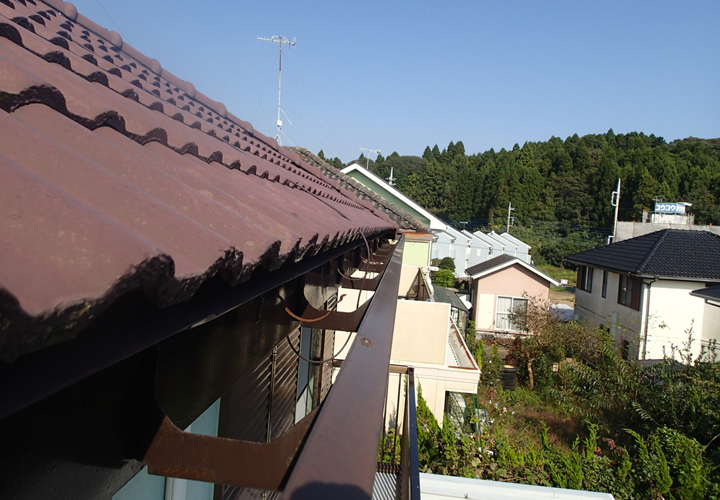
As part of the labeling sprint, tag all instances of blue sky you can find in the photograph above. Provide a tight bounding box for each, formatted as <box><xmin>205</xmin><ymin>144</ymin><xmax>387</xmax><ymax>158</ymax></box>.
<box><xmin>71</xmin><ymin>0</ymin><xmax>719</xmax><ymax>162</ymax></box>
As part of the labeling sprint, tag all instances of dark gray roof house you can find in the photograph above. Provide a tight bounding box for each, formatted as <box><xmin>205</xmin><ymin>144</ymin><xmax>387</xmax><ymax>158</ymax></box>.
<box><xmin>566</xmin><ymin>229</ymin><xmax>720</xmax><ymax>280</ymax></box>
<box><xmin>566</xmin><ymin>230</ymin><xmax>720</xmax><ymax>361</ymax></box>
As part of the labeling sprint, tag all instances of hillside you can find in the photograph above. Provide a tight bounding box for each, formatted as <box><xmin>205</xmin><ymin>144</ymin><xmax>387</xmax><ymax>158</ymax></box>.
<box><xmin>346</xmin><ymin>132</ymin><xmax>720</xmax><ymax>231</ymax></box>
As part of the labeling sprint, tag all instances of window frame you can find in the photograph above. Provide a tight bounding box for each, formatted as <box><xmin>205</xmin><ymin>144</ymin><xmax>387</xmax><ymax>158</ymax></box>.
<box><xmin>617</xmin><ymin>274</ymin><xmax>641</xmax><ymax>310</ymax></box>
<box><xmin>601</xmin><ymin>270</ymin><xmax>608</xmax><ymax>298</ymax></box>
<box><xmin>577</xmin><ymin>265</ymin><xmax>593</xmax><ymax>293</ymax></box>
<box><xmin>495</xmin><ymin>295</ymin><xmax>529</xmax><ymax>332</ymax></box>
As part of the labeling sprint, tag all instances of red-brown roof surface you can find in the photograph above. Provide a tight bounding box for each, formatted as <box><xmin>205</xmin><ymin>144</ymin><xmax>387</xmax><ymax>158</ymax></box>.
<box><xmin>0</xmin><ymin>0</ymin><xmax>396</xmax><ymax>361</ymax></box>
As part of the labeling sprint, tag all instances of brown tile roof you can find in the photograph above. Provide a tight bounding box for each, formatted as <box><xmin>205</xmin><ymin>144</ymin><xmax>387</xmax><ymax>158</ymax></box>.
<box><xmin>287</xmin><ymin>147</ymin><xmax>429</xmax><ymax>232</ymax></box>
<box><xmin>0</xmin><ymin>0</ymin><xmax>396</xmax><ymax>361</ymax></box>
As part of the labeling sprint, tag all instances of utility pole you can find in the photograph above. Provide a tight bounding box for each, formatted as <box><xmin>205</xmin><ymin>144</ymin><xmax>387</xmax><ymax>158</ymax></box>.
<box><xmin>257</xmin><ymin>35</ymin><xmax>296</xmax><ymax>145</ymax></box>
<box><xmin>387</xmin><ymin>166</ymin><xmax>396</xmax><ymax>186</ymax></box>
<box><xmin>506</xmin><ymin>202</ymin><xmax>515</xmax><ymax>234</ymax></box>
<box><xmin>610</xmin><ymin>178</ymin><xmax>621</xmax><ymax>244</ymax></box>
<box><xmin>359</xmin><ymin>148</ymin><xmax>380</xmax><ymax>169</ymax></box>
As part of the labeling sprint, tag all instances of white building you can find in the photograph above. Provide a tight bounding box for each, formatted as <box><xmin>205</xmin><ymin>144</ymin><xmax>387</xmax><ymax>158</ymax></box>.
<box><xmin>567</xmin><ymin>229</ymin><xmax>720</xmax><ymax>360</ymax></box>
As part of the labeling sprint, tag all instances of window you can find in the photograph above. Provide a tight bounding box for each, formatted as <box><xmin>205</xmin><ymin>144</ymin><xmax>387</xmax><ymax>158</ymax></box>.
<box><xmin>295</xmin><ymin>326</ymin><xmax>316</xmax><ymax>423</ymax></box>
<box><xmin>618</xmin><ymin>274</ymin><xmax>641</xmax><ymax>310</ymax></box>
<box><xmin>602</xmin><ymin>270</ymin><xmax>608</xmax><ymax>298</ymax></box>
<box><xmin>577</xmin><ymin>265</ymin><xmax>593</xmax><ymax>293</ymax></box>
<box><xmin>495</xmin><ymin>296</ymin><xmax>528</xmax><ymax>332</ymax></box>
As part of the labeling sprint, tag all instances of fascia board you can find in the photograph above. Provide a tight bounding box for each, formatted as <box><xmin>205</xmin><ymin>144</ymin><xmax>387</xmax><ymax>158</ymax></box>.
<box><xmin>341</xmin><ymin>164</ymin><xmax>447</xmax><ymax>231</ymax></box>
<box><xmin>470</xmin><ymin>260</ymin><xmax>560</xmax><ymax>286</ymax></box>
<box><xmin>462</xmin><ymin>230</ymin><xmax>491</xmax><ymax>248</ymax></box>
<box><xmin>501</xmin><ymin>232</ymin><xmax>531</xmax><ymax>251</ymax></box>
<box><xmin>489</xmin><ymin>231</ymin><xmax>518</xmax><ymax>250</ymax></box>
<box><xmin>470</xmin><ymin>230</ymin><xmax>504</xmax><ymax>249</ymax></box>
<box><xmin>445</xmin><ymin>226</ymin><xmax>466</xmax><ymax>240</ymax></box>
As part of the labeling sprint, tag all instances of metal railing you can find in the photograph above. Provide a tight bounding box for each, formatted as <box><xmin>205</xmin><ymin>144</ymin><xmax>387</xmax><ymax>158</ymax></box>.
<box><xmin>283</xmin><ymin>238</ymin><xmax>409</xmax><ymax>499</ymax></box>
<box><xmin>377</xmin><ymin>365</ymin><xmax>420</xmax><ymax>500</ymax></box>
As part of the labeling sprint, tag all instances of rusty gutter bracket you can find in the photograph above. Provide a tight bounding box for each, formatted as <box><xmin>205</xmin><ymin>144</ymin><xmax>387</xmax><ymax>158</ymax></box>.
<box><xmin>282</xmin><ymin>236</ymin><xmax>405</xmax><ymax>499</ymax></box>
<box><xmin>143</xmin><ymin>408</ymin><xmax>319</xmax><ymax>491</ymax></box>
<box><xmin>291</xmin><ymin>298</ymin><xmax>371</xmax><ymax>332</ymax></box>
<box><xmin>339</xmin><ymin>273</ymin><xmax>382</xmax><ymax>291</ymax></box>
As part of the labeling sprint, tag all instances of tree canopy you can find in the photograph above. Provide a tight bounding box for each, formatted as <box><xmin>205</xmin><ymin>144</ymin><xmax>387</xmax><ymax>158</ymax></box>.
<box><xmin>359</xmin><ymin>135</ymin><xmax>720</xmax><ymax>228</ymax></box>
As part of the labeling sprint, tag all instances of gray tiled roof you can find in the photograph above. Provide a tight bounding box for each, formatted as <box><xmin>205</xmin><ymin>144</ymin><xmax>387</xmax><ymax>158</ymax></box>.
<box><xmin>566</xmin><ymin>230</ymin><xmax>720</xmax><ymax>280</ymax></box>
<box><xmin>691</xmin><ymin>285</ymin><xmax>720</xmax><ymax>301</ymax></box>
<box><xmin>433</xmin><ymin>286</ymin><xmax>469</xmax><ymax>313</ymax></box>
<box><xmin>465</xmin><ymin>254</ymin><xmax>516</xmax><ymax>277</ymax></box>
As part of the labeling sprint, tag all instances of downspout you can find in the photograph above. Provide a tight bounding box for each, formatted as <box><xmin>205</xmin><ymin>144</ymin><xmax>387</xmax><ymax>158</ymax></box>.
<box><xmin>641</xmin><ymin>277</ymin><xmax>658</xmax><ymax>360</ymax></box>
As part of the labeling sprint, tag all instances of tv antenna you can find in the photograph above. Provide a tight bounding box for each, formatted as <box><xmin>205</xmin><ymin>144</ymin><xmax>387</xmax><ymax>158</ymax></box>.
<box><xmin>359</xmin><ymin>148</ymin><xmax>380</xmax><ymax>169</ymax></box>
<box><xmin>257</xmin><ymin>35</ymin><xmax>296</xmax><ymax>145</ymax></box>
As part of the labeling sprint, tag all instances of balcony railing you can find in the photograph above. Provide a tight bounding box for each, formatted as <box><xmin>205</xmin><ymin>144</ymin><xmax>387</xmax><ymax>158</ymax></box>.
<box><xmin>376</xmin><ymin>365</ymin><xmax>420</xmax><ymax>500</ymax></box>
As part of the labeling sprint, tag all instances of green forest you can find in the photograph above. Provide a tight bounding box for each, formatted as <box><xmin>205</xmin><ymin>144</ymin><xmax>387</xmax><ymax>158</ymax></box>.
<box><xmin>321</xmin><ymin>132</ymin><xmax>720</xmax><ymax>258</ymax></box>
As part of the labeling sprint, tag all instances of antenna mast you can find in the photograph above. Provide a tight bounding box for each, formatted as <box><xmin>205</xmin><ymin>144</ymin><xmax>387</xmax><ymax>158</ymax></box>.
<box><xmin>610</xmin><ymin>178</ymin><xmax>621</xmax><ymax>244</ymax></box>
<box><xmin>257</xmin><ymin>35</ymin><xmax>296</xmax><ymax>145</ymax></box>
<box><xmin>359</xmin><ymin>148</ymin><xmax>380</xmax><ymax>169</ymax></box>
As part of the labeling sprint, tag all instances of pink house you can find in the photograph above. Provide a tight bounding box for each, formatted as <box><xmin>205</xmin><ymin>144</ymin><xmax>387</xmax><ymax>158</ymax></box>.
<box><xmin>466</xmin><ymin>255</ymin><xmax>559</xmax><ymax>335</ymax></box>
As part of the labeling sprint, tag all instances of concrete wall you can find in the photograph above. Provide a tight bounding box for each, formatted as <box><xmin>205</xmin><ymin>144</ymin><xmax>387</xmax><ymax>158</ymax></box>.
<box><xmin>399</xmin><ymin>265</ymin><xmax>421</xmax><ymax>298</ymax></box>
<box><xmin>615</xmin><ymin>221</ymin><xmax>720</xmax><ymax>242</ymax></box>
<box><xmin>471</xmin><ymin>265</ymin><xmax>550</xmax><ymax>332</ymax></box>
<box><xmin>391</xmin><ymin>301</ymin><xmax>450</xmax><ymax>365</ymax></box>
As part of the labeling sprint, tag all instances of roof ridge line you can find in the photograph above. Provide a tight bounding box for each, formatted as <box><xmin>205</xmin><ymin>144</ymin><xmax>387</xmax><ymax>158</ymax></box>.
<box><xmin>636</xmin><ymin>229</ymin><xmax>669</xmax><ymax>274</ymax></box>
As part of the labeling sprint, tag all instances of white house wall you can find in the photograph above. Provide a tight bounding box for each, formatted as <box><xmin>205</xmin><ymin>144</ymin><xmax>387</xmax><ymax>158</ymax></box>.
<box><xmin>501</xmin><ymin>232</ymin><xmax>532</xmax><ymax>264</ymax></box>
<box><xmin>573</xmin><ymin>268</ymin><xmax>715</xmax><ymax>360</ymax></box>
<box><xmin>432</xmin><ymin>232</ymin><xmax>454</xmax><ymax>262</ymax></box>
<box><xmin>645</xmin><ymin>280</ymin><xmax>707</xmax><ymax>359</ymax></box>
<box><xmin>701</xmin><ymin>302</ymin><xmax>720</xmax><ymax>347</ymax></box>
<box><xmin>573</xmin><ymin>268</ymin><xmax>643</xmax><ymax>355</ymax></box>
<box><xmin>489</xmin><ymin>232</ymin><xmax>516</xmax><ymax>257</ymax></box>
<box><xmin>463</xmin><ymin>231</ymin><xmax>493</xmax><ymax>270</ymax></box>
<box><xmin>470</xmin><ymin>230</ymin><xmax>504</xmax><ymax>256</ymax></box>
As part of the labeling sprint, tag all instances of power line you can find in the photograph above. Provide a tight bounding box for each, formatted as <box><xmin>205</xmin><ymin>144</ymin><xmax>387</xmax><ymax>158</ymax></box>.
<box><xmin>93</xmin><ymin>0</ymin><xmax>131</xmax><ymax>45</ymax></box>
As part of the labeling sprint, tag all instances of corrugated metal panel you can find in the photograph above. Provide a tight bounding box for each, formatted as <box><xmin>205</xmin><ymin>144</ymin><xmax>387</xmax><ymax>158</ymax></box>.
<box><xmin>270</xmin><ymin>329</ymin><xmax>300</xmax><ymax>439</ymax></box>
<box><xmin>0</xmin><ymin>0</ymin><xmax>396</xmax><ymax>362</ymax></box>
<box><xmin>218</xmin><ymin>328</ymin><xmax>301</xmax><ymax>500</ymax></box>
<box><xmin>220</xmin><ymin>355</ymin><xmax>271</xmax><ymax>443</ymax></box>
<box><xmin>419</xmin><ymin>473</ymin><xmax>615</xmax><ymax>500</ymax></box>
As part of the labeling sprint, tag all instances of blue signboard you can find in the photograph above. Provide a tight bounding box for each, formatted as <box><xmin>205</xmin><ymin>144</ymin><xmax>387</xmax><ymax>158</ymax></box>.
<box><xmin>655</xmin><ymin>202</ymin><xmax>685</xmax><ymax>214</ymax></box>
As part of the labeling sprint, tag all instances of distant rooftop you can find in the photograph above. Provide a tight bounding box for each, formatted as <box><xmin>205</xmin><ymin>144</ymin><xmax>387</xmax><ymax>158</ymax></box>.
<box><xmin>567</xmin><ymin>229</ymin><xmax>720</xmax><ymax>280</ymax></box>
<box><xmin>289</xmin><ymin>148</ymin><xmax>429</xmax><ymax>232</ymax></box>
